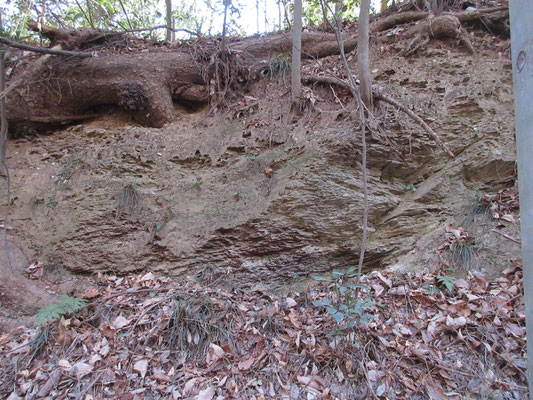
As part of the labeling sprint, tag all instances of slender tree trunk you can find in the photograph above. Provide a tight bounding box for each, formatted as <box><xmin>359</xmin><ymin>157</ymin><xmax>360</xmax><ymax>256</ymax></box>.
<box><xmin>117</xmin><ymin>0</ymin><xmax>133</xmax><ymax>30</ymax></box>
<box><xmin>334</xmin><ymin>1</ymin><xmax>343</xmax><ymax>22</ymax></box>
<box><xmin>85</xmin><ymin>0</ymin><xmax>95</xmax><ymax>28</ymax></box>
<box><xmin>256</xmin><ymin>0</ymin><xmax>260</xmax><ymax>34</ymax></box>
<box><xmin>283</xmin><ymin>0</ymin><xmax>291</xmax><ymax>28</ymax></box>
<box><xmin>381</xmin><ymin>0</ymin><xmax>388</xmax><ymax>12</ymax></box>
<box><xmin>277</xmin><ymin>0</ymin><xmax>282</xmax><ymax>30</ymax></box>
<box><xmin>415</xmin><ymin>0</ymin><xmax>426</xmax><ymax>10</ymax></box>
<box><xmin>166</xmin><ymin>0</ymin><xmax>172</xmax><ymax>41</ymax></box>
<box><xmin>357</xmin><ymin>0</ymin><xmax>372</xmax><ymax>108</ymax></box>
<box><xmin>40</xmin><ymin>0</ymin><xmax>46</xmax><ymax>27</ymax></box>
<box><xmin>264</xmin><ymin>0</ymin><xmax>268</xmax><ymax>32</ymax></box>
<box><xmin>221</xmin><ymin>0</ymin><xmax>229</xmax><ymax>47</ymax></box>
<box><xmin>291</xmin><ymin>0</ymin><xmax>302</xmax><ymax>109</ymax></box>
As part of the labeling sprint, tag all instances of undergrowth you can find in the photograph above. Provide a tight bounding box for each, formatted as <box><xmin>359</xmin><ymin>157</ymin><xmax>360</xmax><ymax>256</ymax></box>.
<box><xmin>164</xmin><ymin>295</ymin><xmax>233</xmax><ymax>363</ymax></box>
<box><xmin>35</xmin><ymin>295</ymin><xmax>87</xmax><ymax>325</ymax></box>
<box><xmin>311</xmin><ymin>266</ymin><xmax>375</xmax><ymax>334</ymax></box>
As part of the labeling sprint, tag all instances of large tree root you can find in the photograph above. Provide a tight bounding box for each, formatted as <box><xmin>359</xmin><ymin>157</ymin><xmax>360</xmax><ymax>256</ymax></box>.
<box><xmin>405</xmin><ymin>14</ymin><xmax>475</xmax><ymax>55</ymax></box>
<box><xmin>371</xmin><ymin>6</ymin><xmax>508</xmax><ymax>55</ymax></box>
<box><xmin>371</xmin><ymin>7</ymin><xmax>509</xmax><ymax>34</ymax></box>
<box><xmin>5</xmin><ymin>25</ymin><xmax>357</xmax><ymax>131</ymax></box>
<box><xmin>303</xmin><ymin>74</ymin><xmax>454</xmax><ymax>158</ymax></box>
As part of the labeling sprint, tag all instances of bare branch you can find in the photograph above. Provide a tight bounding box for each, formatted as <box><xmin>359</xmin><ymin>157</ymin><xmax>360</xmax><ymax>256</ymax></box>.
<box><xmin>0</xmin><ymin>36</ymin><xmax>92</xmax><ymax>57</ymax></box>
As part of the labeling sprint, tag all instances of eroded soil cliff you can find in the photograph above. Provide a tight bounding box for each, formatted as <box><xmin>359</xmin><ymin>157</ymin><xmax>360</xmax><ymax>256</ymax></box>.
<box><xmin>0</xmin><ymin>15</ymin><xmax>518</xmax><ymax>329</ymax></box>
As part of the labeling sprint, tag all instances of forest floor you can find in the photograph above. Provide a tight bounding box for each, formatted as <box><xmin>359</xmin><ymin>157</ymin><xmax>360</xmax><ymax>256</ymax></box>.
<box><xmin>0</xmin><ymin>0</ymin><xmax>526</xmax><ymax>399</ymax></box>
<box><xmin>0</xmin><ymin>250</ymin><xmax>526</xmax><ymax>399</ymax></box>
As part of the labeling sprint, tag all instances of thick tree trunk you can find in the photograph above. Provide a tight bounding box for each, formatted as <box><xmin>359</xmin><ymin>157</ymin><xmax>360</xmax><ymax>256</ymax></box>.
<box><xmin>6</xmin><ymin>27</ymin><xmax>357</xmax><ymax>132</ymax></box>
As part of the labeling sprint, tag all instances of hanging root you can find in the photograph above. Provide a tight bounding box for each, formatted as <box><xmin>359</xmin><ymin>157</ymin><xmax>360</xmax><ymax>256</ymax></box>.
<box><xmin>188</xmin><ymin>40</ymin><xmax>249</xmax><ymax>108</ymax></box>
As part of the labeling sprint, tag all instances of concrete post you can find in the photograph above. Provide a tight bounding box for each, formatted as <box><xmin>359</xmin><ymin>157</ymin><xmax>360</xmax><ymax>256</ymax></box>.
<box><xmin>510</xmin><ymin>0</ymin><xmax>533</xmax><ymax>394</ymax></box>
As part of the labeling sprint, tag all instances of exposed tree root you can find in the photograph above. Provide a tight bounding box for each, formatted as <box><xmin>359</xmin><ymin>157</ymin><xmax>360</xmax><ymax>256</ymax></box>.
<box><xmin>405</xmin><ymin>14</ymin><xmax>476</xmax><ymax>55</ymax></box>
<box><xmin>371</xmin><ymin>6</ymin><xmax>508</xmax><ymax>34</ymax></box>
<box><xmin>371</xmin><ymin>6</ymin><xmax>508</xmax><ymax>55</ymax></box>
<box><xmin>303</xmin><ymin>74</ymin><xmax>455</xmax><ymax>158</ymax></box>
<box><xmin>371</xmin><ymin>11</ymin><xmax>429</xmax><ymax>33</ymax></box>
<box><xmin>6</xmin><ymin>24</ymin><xmax>358</xmax><ymax>132</ymax></box>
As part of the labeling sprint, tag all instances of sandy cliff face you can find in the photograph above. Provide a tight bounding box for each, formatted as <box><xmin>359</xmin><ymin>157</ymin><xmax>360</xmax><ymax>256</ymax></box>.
<box><xmin>1</xmin><ymin>37</ymin><xmax>517</xmax><ymax>297</ymax></box>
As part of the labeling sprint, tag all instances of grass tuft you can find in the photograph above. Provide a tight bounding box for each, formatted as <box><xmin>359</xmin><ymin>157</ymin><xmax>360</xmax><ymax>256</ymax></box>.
<box><xmin>116</xmin><ymin>184</ymin><xmax>140</xmax><ymax>219</ymax></box>
<box><xmin>164</xmin><ymin>295</ymin><xmax>233</xmax><ymax>363</ymax></box>
<box><xmin>452</xmin><ymin>241</ymin><xmax>477</xmax><ymax>271</ymax></box>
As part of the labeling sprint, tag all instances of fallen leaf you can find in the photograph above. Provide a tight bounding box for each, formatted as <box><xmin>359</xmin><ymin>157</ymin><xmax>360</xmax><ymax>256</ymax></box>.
<box><xmin>133</xmin><ymin>359</ymin><xmax>148</xmax><ymax>378</ymax></box>
<box><xmin>206</xmin><ymin>343</ymin><xmax>225</xmax><ymax>364</ymax></box>
<box><xmin>446</xmin><ymin>315</ymin><xmax>467</xmax><ymax>328</ymax></box>
<box><xmin>112</xmin><ymin>315</ymin><xmax>130</xmax><ymax>330</ymax></box>
<box><xmin>238</xmin><ymin>357</ymin><xmax>255</xmax><ymax>371</ymax></box>
<box><xmin>71</xmin><ymin>362</ymin><xmax>93</xmax><ymax>378</ymax></box>
<box><xmin>423</xmin><ymin>377</ymin><xmax>447</xmax><ymax>400</ymax></box>
<box><xmin>82</xmin><ymin>286</ymin><xmax>100</xmax><ymax>299</ymax></box>
<box><xmin>286</xmin><ymin>297</ymin><xmax>297</xmax><ymax>308</ymax></box>
<box><xmin>153</xmin><ymin>369</ymin><xmax>171</xmax><ymax>382</ymax></box>
<box><xmin>196</xmin><ymin>386</ymin><xmax>215</xmax><ymax>400</ymax></box>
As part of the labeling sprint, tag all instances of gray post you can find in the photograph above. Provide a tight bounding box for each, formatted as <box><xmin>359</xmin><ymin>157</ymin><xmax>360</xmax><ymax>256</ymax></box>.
<box><xmin>510</xmin><ymin>0</ymin><xmax>533</xmax><ymax>394</ymax></box>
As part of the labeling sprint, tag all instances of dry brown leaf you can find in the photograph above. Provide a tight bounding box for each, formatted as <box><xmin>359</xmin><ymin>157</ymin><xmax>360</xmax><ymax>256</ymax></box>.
<box><xmin>423</xmin><ymin>377</ymin><xmax>447</xmax><ymax>400</ymax></box>
<box><xmin>82</xmin><ymin>286</ymin><xmax>100</xmax><ymax>299</ymax></box>
<box><xmin>112</xmin><ymin>315</ymin><xmax>130</xmax><ymax>330</ymax></box>
<box><xmin>133</xmin><ymin>359</ymin><xmax>148</xmax><ymax>378</ymax></box>
<box><xmin>153</xmin><ymin>368</ymin><xmax>171</xmax><ymax>382</ymax></box>
<box><xmin>237</xmin><ymin>357</ymin><xmax>255</xmax><ymax>371</ymax></box>
<box><xmin>285</xmin><ymin>297</ymin><xmax>297</xmax><ymax>308</ymax></box>
<box><xmin>196</xmin><ymin>386</ymin><xmax>215</xmax><ymax>400</ymax></box>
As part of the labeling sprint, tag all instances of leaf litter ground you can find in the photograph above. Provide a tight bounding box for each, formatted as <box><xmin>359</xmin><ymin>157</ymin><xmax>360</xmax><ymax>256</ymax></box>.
<box><xmin>0</xmin><ymin>259</ymin><xmax>527</xmax><ymax>399</ymax></box>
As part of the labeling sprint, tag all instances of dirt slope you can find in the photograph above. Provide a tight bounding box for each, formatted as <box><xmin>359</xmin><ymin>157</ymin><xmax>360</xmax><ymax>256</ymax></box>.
<box><xmin>0</xmin><ymin>12</ymin><xmax>518</xmax><ymax>330</ymax></box>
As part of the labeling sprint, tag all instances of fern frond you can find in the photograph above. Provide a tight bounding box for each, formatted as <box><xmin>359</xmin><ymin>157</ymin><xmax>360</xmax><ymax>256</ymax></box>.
<box><xmin>35</xmin><ymin>296</ymin><xmax>88</xmax><ymax>325</ymax></box>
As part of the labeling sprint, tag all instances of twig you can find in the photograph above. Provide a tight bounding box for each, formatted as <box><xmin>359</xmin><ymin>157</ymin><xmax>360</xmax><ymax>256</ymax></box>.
<box><xmin>79</xmin><ymin>370</ymin><xmax>104</xmax><ymax>398</ymax></box>
<box><xmin>0</xmin><ymin>36</ymin><xmax>92</xmax><ymax>57</ymax></box>
<box><xmin>491</xmin><ymin>229</ymin><xmax>521</xmax><ymax>244</ymax></box>
<box><xmin>85</xmin><ymin>25</ymin><xmax>199</xmax><ymax>44</ymax></box>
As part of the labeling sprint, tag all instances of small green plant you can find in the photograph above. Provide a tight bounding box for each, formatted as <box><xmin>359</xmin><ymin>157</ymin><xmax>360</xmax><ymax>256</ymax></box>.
<box><xmin>191</xmin><ymin>181</ymin><xmax>203</xmax><ymax>191</ymax></box>
<box><xmin>244</xmin><ymin>152</ymin><xmax>260</xmax><ymax>160</ymax></box>
<box><xmin>35</xmin><ymin>295</ymin><xmax>87</xmax><ymax>325</ymax></box>
<box><xmin>311</xmin><ymin>266</ymin><xmax>375</xmax><ymax>331</ymax></box>
<box><xmin>54</xmin><ymin>155</ymin><xmax>85</xmax><ymax>189</ymax></box>
<box><xmin>268</xmin><ymin>53</ymin><xmax>291</xmax><ymax>82</ymax></box>
<box><xmin>436</xmin><ymin>275</ymin><xmax>457</xmax><ymax>292</ymax></box>
<box><xmin>164</xmin><ymin>295</ymin><xmax>233</xmax><ymax>362</ymax></box>
<box><xmin>29</xmin><ymin>326</ymin><xmax>50</xmax><ymax>361</ymax></box>
<box><xmin>422</xmin><ymin>283</ymin><xmax>441</xmax><ymax>295</ymax></box>
<box><xmin>400</xmin><ymin>183</ymin><xmax>417</xmax><ymax>192</ymax></box>
<box><xmin>465</xmin><ymin>192</ymin><xmax>491</xmax><ymax>225</ymax></box>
